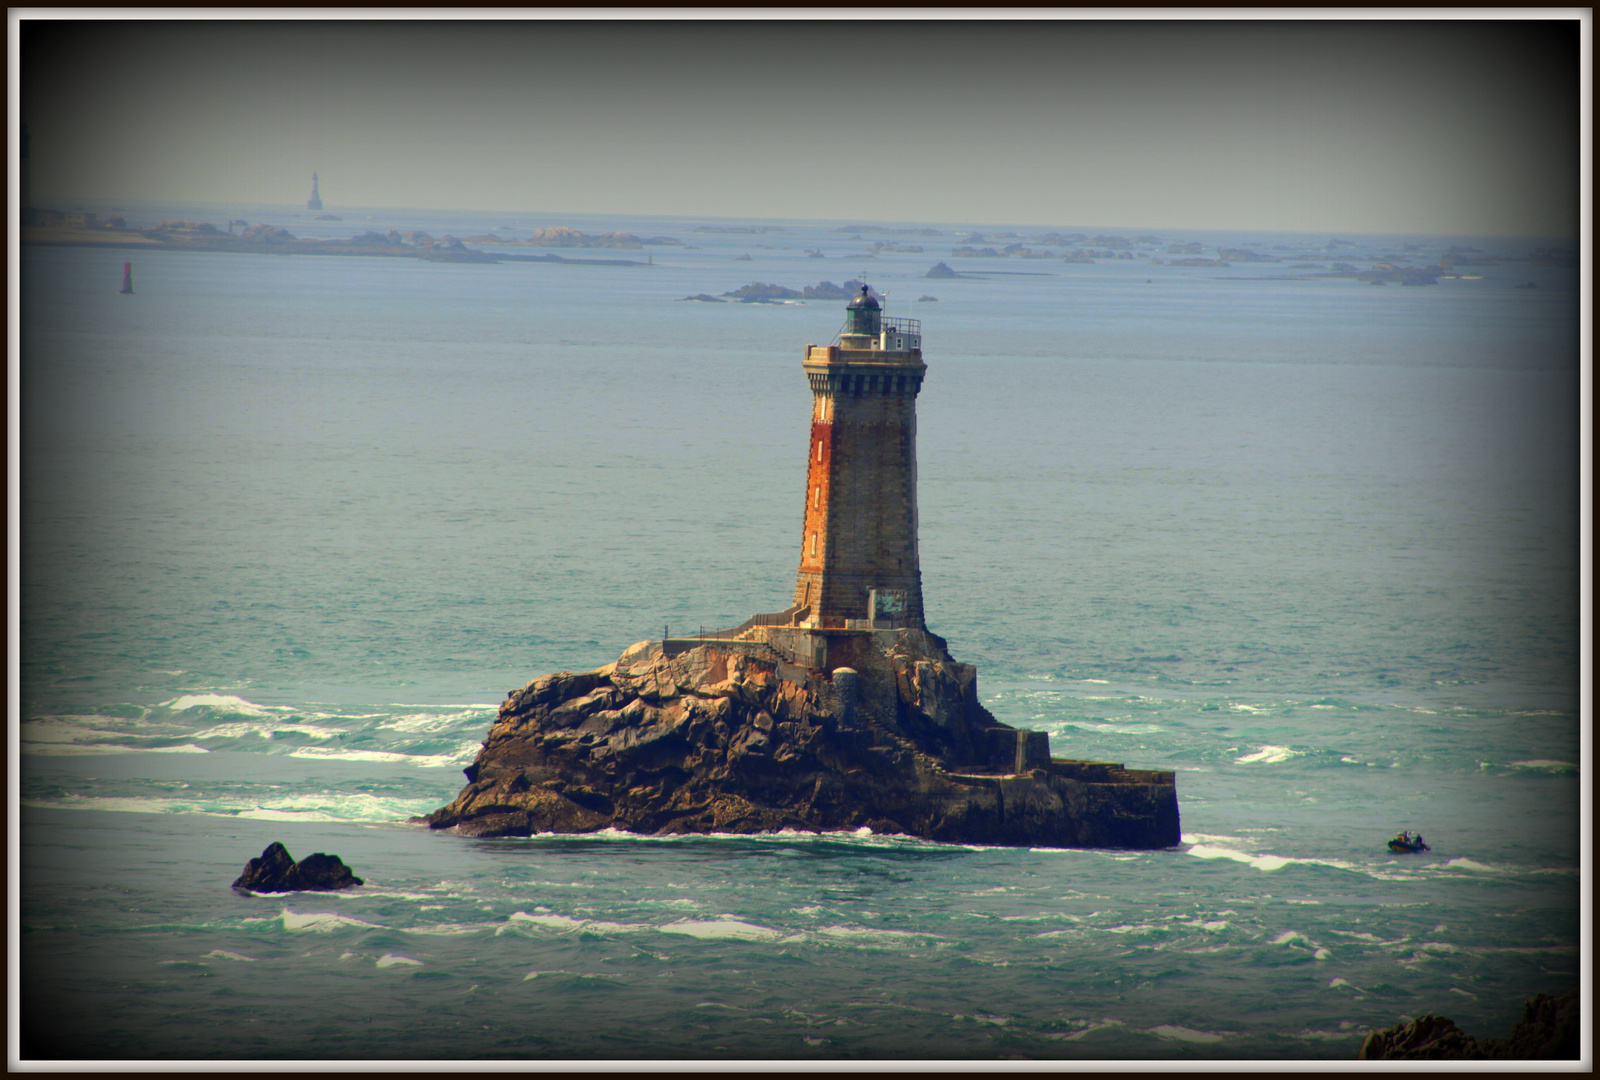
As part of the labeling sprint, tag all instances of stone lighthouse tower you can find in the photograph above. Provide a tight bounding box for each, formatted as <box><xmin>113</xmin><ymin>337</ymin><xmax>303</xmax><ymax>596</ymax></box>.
<box><xmin>791</xmin><ymin>287</ymin><xmax>926</xmax><ymax>630</ymax></box>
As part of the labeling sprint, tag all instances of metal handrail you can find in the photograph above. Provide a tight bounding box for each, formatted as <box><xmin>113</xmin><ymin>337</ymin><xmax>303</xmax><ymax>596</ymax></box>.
<box><xmin>838</xmin><ymin>315</ymin><xmax>921</xmax><ymax>342</ymax></box>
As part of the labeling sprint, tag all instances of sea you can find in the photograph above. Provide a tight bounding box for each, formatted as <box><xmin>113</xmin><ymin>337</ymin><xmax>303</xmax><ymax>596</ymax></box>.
<box><xmin>15</xmin><ymin>200</ymin><xmax>1587</xmax><ymax>1065</ymax></box>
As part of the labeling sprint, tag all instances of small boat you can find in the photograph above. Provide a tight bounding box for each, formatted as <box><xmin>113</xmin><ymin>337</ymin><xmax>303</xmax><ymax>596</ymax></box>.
<box><xmin>1388</xmin><ymin>832</ymin><xmax>1430</xmax><ymax>853</ymax></box>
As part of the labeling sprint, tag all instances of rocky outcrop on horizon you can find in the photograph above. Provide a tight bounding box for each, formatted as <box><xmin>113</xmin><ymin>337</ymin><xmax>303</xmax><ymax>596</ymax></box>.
<box><xmin>421</xmin><ymin>630</ymin><xmax>1180</xmax><ymax>847</ymax></box>
<box><xmin>237</xmin><ymin>223</ymin><xmax>296</xmax><ymax>244</ymax></box>
<box><xmin>802</xmin><ymin>280</ymin><xmax>868</xmax><ymax>300</ymax></box>
<box><xmin>519</xmin><ymin>226</ymin><xmax>682</xmax><ymax>248</ymax></box>
<box><xmin>722</xmin><ymin>281</ymin><xmax>802</xmax><ymax>301</ymax></box>
<box><xmin>348</xmin><ymin>230</ymin><xmax>408</xmax><ymax>246</ymax></box>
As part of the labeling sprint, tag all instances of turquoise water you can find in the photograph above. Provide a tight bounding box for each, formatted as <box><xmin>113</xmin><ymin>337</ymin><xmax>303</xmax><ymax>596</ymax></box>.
<box><xmin>18</xmin><ymin>206</ymin><xmax>1583</xmax><ymax>1061</ymax></box>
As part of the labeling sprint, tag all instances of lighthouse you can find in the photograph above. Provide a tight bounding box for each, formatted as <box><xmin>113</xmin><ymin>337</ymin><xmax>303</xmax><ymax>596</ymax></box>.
<box><xmin>307</xmin><ymin>173</ymin><xmax>323</xmax><ymax>211</ymax></box>
<box><xmin>791</xmin><ymin>286</ymin><xmax>927</xmax><ymax>630</ymax></box>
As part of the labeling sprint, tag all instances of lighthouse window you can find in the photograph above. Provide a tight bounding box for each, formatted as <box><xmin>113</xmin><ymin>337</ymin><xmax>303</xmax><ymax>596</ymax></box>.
<box><xmin>817</xmin><ymin>442</ymin><xmax>823</xmax><ymax>461</ymax></box>
<box><xmin>813</xmin><ymin>487</ymin><xmax>820</xmax><ymax>508</ymax></box>
<box><xmin>809</xmin><ymin>534</ymin><xmax>817</xmax><ymax>555</ymax></box>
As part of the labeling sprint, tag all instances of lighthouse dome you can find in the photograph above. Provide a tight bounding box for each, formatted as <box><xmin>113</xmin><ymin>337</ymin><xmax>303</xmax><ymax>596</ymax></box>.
<box><xmin>844</xmin><ymin>285</ymin><xmax>881</xmax><ymax>336</ymax></box>
<box><xmin>846</xmin><ymin>285</ymin><xmax>880</xmax><ymax>311</ymax></box>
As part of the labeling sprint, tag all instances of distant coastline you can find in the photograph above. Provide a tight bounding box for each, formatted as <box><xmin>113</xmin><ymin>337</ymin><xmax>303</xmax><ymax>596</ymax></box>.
<box><xmin>20</xmin><ymin>220</ymin><xmax>667</xmax><ymax>267</ymax></box>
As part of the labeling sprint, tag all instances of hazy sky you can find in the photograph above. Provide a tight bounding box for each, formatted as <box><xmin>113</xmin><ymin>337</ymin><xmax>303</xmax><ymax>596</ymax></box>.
<box><xmin>17</xmin><ymin>16</ymin><xmax>1584</xmax><ymax>235</ymax></box>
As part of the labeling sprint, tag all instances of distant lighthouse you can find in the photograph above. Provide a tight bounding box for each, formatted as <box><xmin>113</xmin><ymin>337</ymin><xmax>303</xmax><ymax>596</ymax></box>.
<box><xmin>307</xmin><ymin>173</ymin><xmax>323</xmax><ymax>211</ymax></box>
<box><xmin>792</xmin><ymin>286</ymin><xmax>927</xmax><ymax>630</ymax></box>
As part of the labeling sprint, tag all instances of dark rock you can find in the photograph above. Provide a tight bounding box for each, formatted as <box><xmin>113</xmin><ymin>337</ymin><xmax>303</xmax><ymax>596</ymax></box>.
<box><xmin>231</xmin><ymin>842</ymin><xmax>363</xmax><ymax>893</ymax></box>
<box><xmin>801</xmin><ymin>280</ymin><xmax>868</xmax><ymax>300</ymax></box>
<box><xmin>1217</xmin><ymin>247</ymin><xmax>1280</xmax><ymax>262</ymax></box>
<box><xmin>1357</xmin><ymin>1015</ymin><xmax>1482</xmax><ymax>1060</ymax></box>
<box><xmin>419</xmin><ymin>631</ymin><xmax>1179</xmax><ymax>848</ymax></box>
<box><xmin>348</xmin><ymin>230</ymin><xmax>404</xmax><ymax>246</ymax></box>
<box><xmin>680</xmin><ymin>294</ymin><xmax>726</xmax><ymax>303</ymax></box>
<box><xmin>722</xmin><ymin>282</ymin><xmax>803</xmax><ymax>301</ymax></box>
<box><xmin>1357</xmin><ymin>990</ymin><xmax>1580</xmax><ymax>1060</ymax></box>
<box><xmin>925</xmin><ymin>262</ymin><xmax>958</xmax><ymax>279</ymax></box>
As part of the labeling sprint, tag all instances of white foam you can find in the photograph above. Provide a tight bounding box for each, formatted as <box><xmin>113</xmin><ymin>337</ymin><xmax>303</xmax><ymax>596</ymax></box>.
<box><xmin>1045</xmin><ymin>1019</ymin><xmax>1126</xmax><ymax>1041</ymax></box>
<box><xmin>1077</xmin><ymin>721</ymin><xmax>1165</xmax><ymax>734</ymax></box>
<box><xmin>660</xmin><ymin>918</ymin><xmax>784</xmax><ymax>941</ymax></box>
<box><xmin>507</xmin><ymin>912</ymin><xmax>589</xmax><ymax>931</ymax></box>
<box><xmin>502</xmin><ymin>911</ymin><xmax>645</xmax><ymax>936</ymax></box>
<box><xmin>1185</xmin><ymin>844</ymin><xmax>1291</xmax><ymax>871</ymax></box>
<box><xmin>401</xmin><ymin>922</ymin><xmax>489</xmax><ymax>936</ymax></box>
<box><xmin>1149</xmin><ymin>1025</ymin><xmax>1226</xmax><ymax>1043</ymax></box>
<box><xmin>204</xmin><ymin>950</ymin><xmax>257</xmax><ymax>961</ymax></box>
<box><xmin>161</xmin><ymin>694</ymin><xmax>278</xmax><ymax>716</ymax></box>
<box><xmin>1235</xmin><ymin>745</ymin><xmax>1300</xmax><ymax>765</ymax></box>
<box><xmin>22</xmin><ymin>722</ymin><xmax>127</xmax><ymax>744</ymax></box>
<box><xmin>288</xmin><ymin>746</ymin><xmax>467</xmax><ymax>768</ymax></box>
<box><xmin>22</xmin><ymin>741</ymin><xmax>210</xmax><ymax>756</ymax></box>
<box><xmin>280</xmin><ymin>908</ymin><xmax>384</xmax><ymax>932</ymax></box>
<box><xmin>375</xmin><ymin>953</ymin><xmax>423</xmax><ymax>968</ymax></box>
<box><xmin>377</xmin><ymin>709</ymin><xmax>495</xmax><ymax>733</ymax></box>
<box><xmin>814</xmin><ymin>925</ymin><xmax>940</xmax><ymax>945</ymax></box>
<box><xmin>962</xmin><ymin>1013</ymin><xmax>1011</xmax><ymax>1027</ymax></box>
<box><xmin>1509</xmin><ymin>759</ymin><xmax>1577</xmax><ymax>771</ymax></box>
<box><xmin>1435</xmin><ymin>858</ymin><xmax>1497</xmax><ymax>873</ymax></box>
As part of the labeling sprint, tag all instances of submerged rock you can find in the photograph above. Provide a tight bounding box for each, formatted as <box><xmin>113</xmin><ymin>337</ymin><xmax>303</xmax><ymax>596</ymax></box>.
<box><xmin>421</xmin><ymin>629</ymin><xmax>1179</xmax><ymax>847</ymax></box>
<box><xmin>1357</xmin><ymin>990</ymin><xmax>1580</xmax><ymax>1060</ymax></box>
<box><xmin>231</xmin><ymin>842</ymin><xmax>363</xmax><ymax>893</ymax></box>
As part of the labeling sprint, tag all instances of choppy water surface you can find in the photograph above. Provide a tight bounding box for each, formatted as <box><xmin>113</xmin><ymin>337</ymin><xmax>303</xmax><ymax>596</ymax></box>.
<box><xmin>19</xmin><ymin>204</ymin><xmax>1583</xmax><ymax>1061</ymax></box>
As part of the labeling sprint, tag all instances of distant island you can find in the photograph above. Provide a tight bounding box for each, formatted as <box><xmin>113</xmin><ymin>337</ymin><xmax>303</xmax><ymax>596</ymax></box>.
<box><xmin>20</xmin><ymin>216</ymin><xmax>676</xmax><ymax>265</ymax></box>
<box><xmin>680</xmin><ymin>280</ymin><xmax>874</xmax><ymax>304</ymax></box>
<box><xmin>23</xmin><ymin>212</ymin><xmax>1574</xmax><ymax>285</ymax></box>
<box><xmin>694</xmin><ymin>224</ymin><xmax>789</xmax><ymax>235</ymax></box>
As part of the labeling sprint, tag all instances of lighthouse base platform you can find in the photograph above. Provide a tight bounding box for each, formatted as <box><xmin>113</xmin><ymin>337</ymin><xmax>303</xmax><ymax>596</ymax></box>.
<box><xmin>422</xmin><ymin>628</ymin><xmax>1179</xmax><ymax>849</ymax></box>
